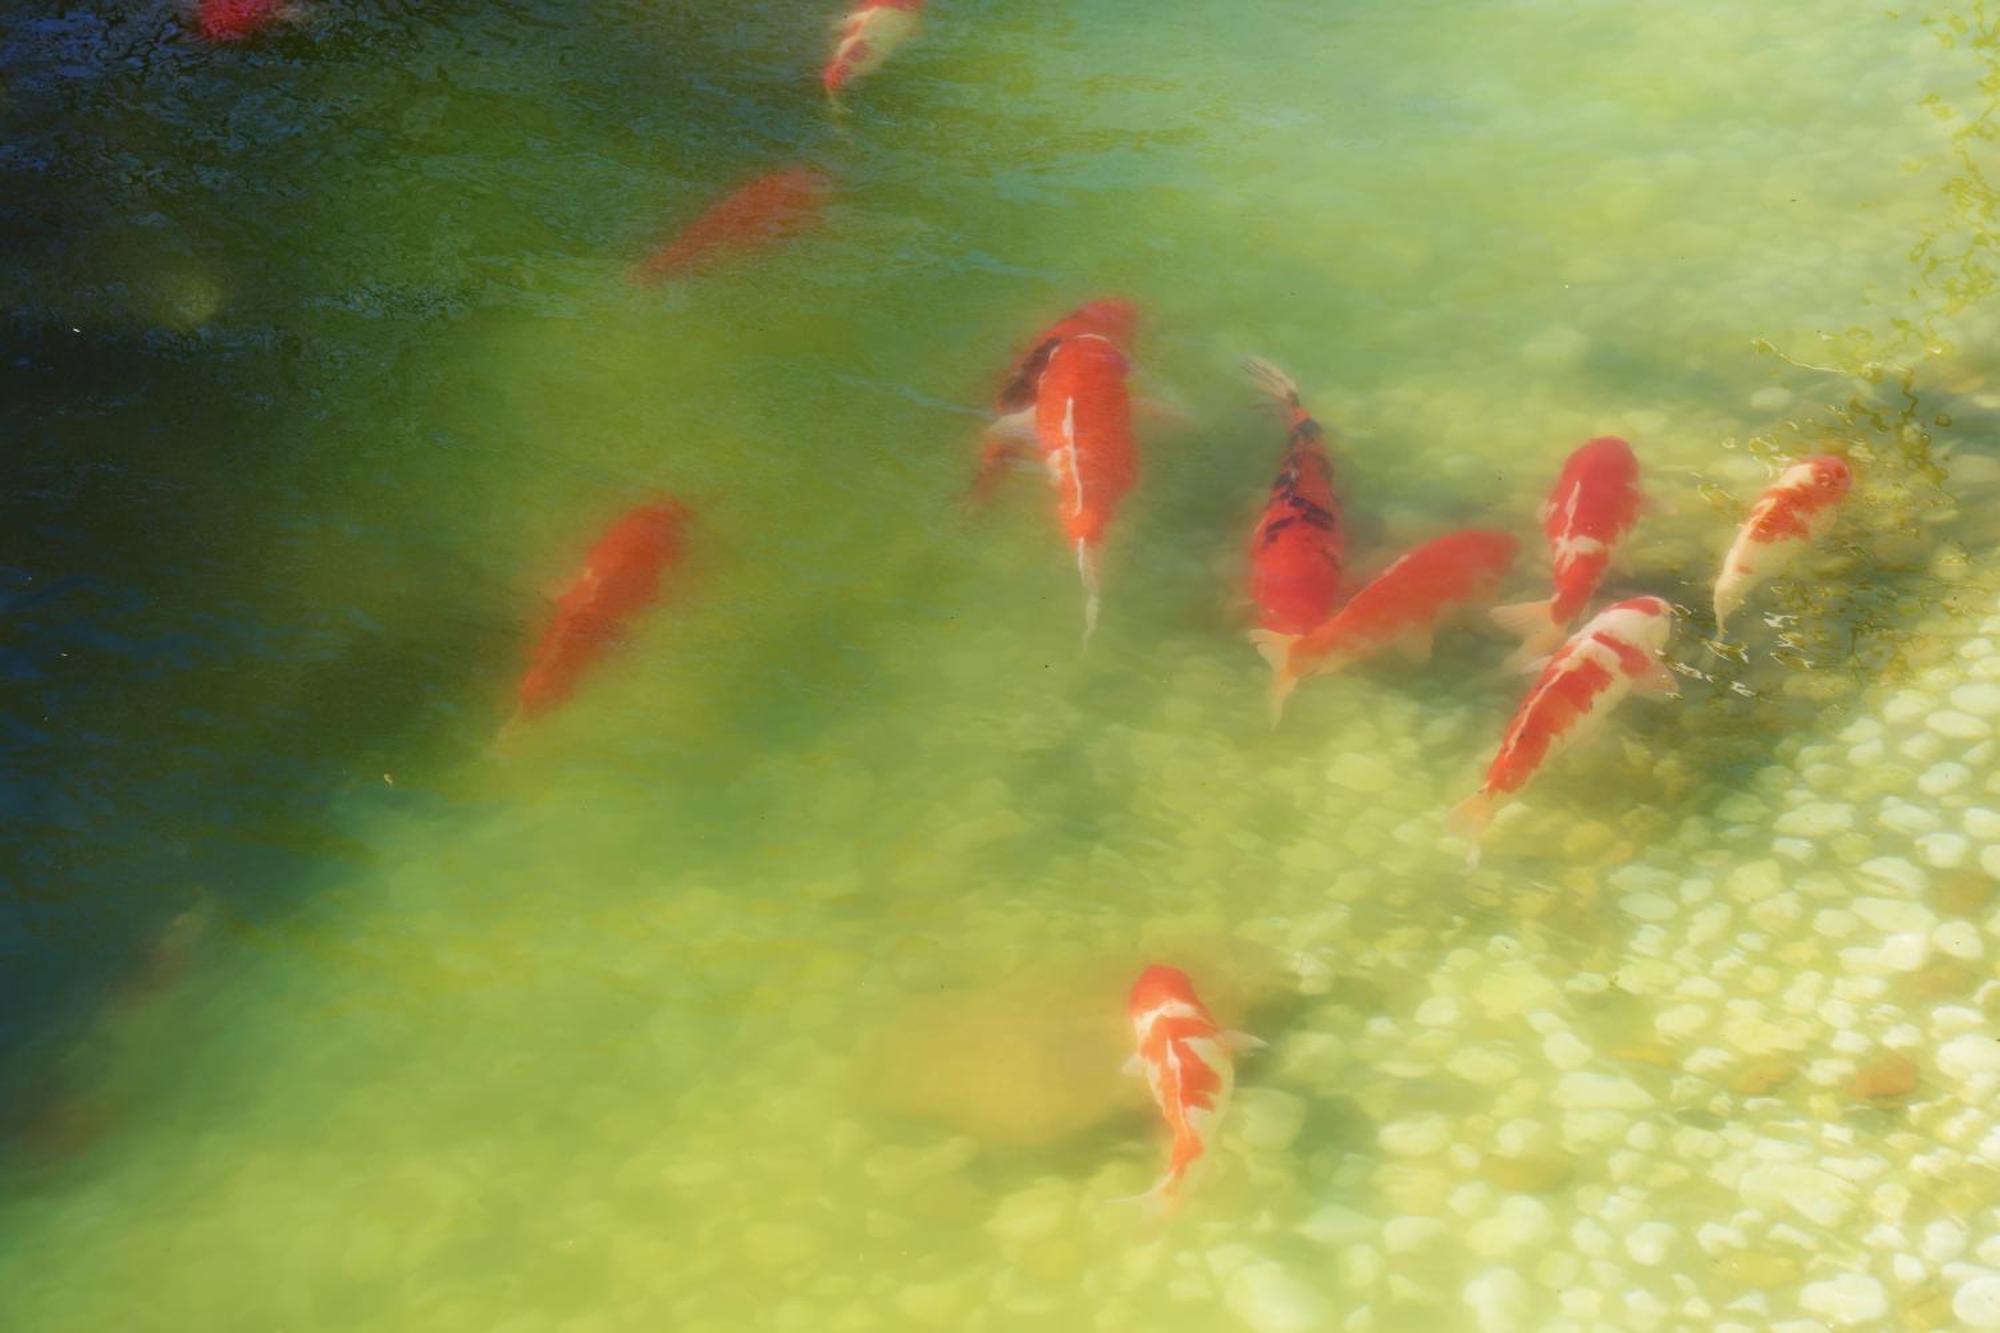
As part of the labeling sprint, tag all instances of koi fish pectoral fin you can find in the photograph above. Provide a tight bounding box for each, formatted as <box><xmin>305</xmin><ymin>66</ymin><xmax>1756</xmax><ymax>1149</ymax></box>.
<box><xmin>1120</xmin><ymin>1053</ymin><xmax>1146</xmax><ymax>1078</ymax></box>
<box><xmin>1633</xmin><ymin>661</ymin><xmax>1681</xmax><ymax>697</ymax></box>
<box><xmin>1223</xmin><ymin>1031</ymin><xmax>1266</xmax><ymax>1054</ymax></box>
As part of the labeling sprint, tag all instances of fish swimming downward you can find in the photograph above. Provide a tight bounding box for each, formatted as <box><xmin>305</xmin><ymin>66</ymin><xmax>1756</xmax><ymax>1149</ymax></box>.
<box><xmin>1123</xmin><ymin>966</ymin><xmax>1259</xmax><ymax>1213</ymax></box>
<box><xmin>194</xmin><ymin>0</ymin><xmax>291</xmax><ymax>41</ymax></box>
<box><xmin>631</xmin><ymin>167</ymin><xmax>831</xmax><ymax>283</ymax></box>
<box><xmin>1241</xmin><ymin>357</ymin><xmax>1345</xmax><ymax>653</ymax></box>
<box><xmin>1712</xmin><ymin>454</ymin><xmax>1852</xmax><ymax>635</ymax></box>
<box><xmin>1492</xmin><ymin>436</ymin><xmax>1643</xmax><ymax>667</ymax></box>
<box><xmin>1452</xmin><ymin>594</ymin><xmax>1676</xmax><ymax>863</ymax></box>
<box><xmin>823</xmin><ymin>0</ymin><xmax>924</xmax><ymax>99</ymax></box>
<box><xmin>509</xmin><ymin>499</ymin><xmax>693</xmax><ymax>730</ymax></box>
<box><xmin>1257</xmin><ymin>529</ymin><xmax>1518</xmax><ymax>724</ymax></box>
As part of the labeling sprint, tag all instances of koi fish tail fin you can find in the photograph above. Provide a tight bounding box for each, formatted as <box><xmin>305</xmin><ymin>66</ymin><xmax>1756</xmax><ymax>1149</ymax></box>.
<box><xmin>1077</xmin><ymin>539</ymin><xmax>1102</xmax><ymax>649</ymax></box>
<box><xmin>1109</xmin><ymin>1172</ymin><xmax>1181</xmax><ymax>1221</ymax></box>
<box><xmin>1247</xmin><ymin>630</ymin><xmax>1300</xmax><ymax>727</ymax></box>
<box><xmin>1445</xmin><ymin>793</ymin><xmax>1494</xmax><ymax>868</ymax></box>
<box><xmin>1241</xmin><ymin>356</ymin><xmax>1302</xmax><ymax>411</ymax></box>
<box><xmin>1491</xmin><ymin>598</ymin><xmax>1562</xmax><ymax>668</ymax></box>
<box><xmin>488</xmin><ymin>713</ymin><xmax>525</xmax><ymax>760</ymax></box>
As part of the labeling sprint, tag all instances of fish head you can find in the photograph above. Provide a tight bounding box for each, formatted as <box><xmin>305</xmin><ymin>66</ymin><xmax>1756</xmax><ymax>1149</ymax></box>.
<box><xmin>1599</xmin><ymin>594</ymin><xmax>1674</xmax><ymax>654</ymax></box>
<box><xmin>1806</xmin><ymin>454</ymin><xmax>1853</xmax><ymax>500</ymax></box>
<box><xmin>1128</xmin><ymin>965</ymin><xmax>1201</xmax><ymax>1022</ymax></box>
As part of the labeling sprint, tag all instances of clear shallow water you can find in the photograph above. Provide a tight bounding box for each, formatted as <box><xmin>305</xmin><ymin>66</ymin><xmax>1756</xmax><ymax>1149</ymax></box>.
<box><xmin>5</xmin><ymin>1</ymin><xmax>2000</xmax><ymax>1329</ymax></box>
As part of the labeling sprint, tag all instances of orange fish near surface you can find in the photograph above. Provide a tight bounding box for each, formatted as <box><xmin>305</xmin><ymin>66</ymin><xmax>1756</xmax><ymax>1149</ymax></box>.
<box><xmin>1258</xmin><ymin>529</ymin><xmax>1518</xmax><ymax>723</ymax></box>
<box><xmin>823</xmin><ymin>0</ymin><xmax>925</xmax><ymax>99</ymax></box>
<box><xmin>970</xmin><ymin>298</ymin><xmax>1137</xmax><ymax>505</ymax></box>
<box><xmin>1492</xmin><ymin>437</ymin><xmax>1643</xmax><ymax>666</ymax></box>
<box><xmin>1034</xmin><ymin>329</ymin><xmax>1138</xmax><ymax>643</ymax></box>
<box><xmin>1452</xmin><ymin>594</ymin><xmax>1675</xmax><ymax>862</ymax></box>
<box><xmin>195</xmin><ymin>0</ymin><xmax>289</xmax><ymax>40</ymax></box>
<box><xmin>1713</xmin><ymin>454</ymin><xmax>1851</xmax><ymax>634</ymax></box>
<box><xmin>631</xmin><ymin>167</ymin><xmax>831</xmax><ymax>283</ymax></box>
<box><xmin>1242</xmin><ymin>357</ymin><xmax>1344</xmax><ymax>649</ymax></box>
<box><xmin>512</xmin><ymin>500</ymin><xmax>693</xmax><ymax>725</ymax></box>
<box><xmin>1123</xmin><ymin>966</ymin><xmax>1259</xmax><ymax>1212</ymax></box>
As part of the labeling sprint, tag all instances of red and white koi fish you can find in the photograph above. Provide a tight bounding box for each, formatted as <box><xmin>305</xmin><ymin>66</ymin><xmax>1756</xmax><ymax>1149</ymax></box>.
<box><xmin>823</xmin><ymin>0</ymin><xmax>924</xmax><ymax>99</ymax></box>
<box><xmin>1242</xmin><ymin>357</ymin><xmax>1344</xmax><ymax>653</ymax></box>
<box><xmin>1452</xmin><ymin>594</ymin><xmax>1675</xmax><ymax>861</ymax></box>
<box><xmin>1257</xmin><ymin>529</ymin><xmax>1518</xmax><ymax>723</ymax></box>
<box><xmin>1713</xmin><ymin>454</ymin><xmax>1851</xmax><ymax>634</ymax></box>
<box><xmin>631</xmin><ymin>167</ymin><xmax>831</xmax><ymax>283</ymax></box>
<box><xmin>1492</xmin><ymin>437</ymin><xmax>1642</xmax><ymax>666</ymax></box>
<box><xmin>1124</xmin><ymin>965</ymin><xmax>1259</xmax><ymax>1211</ymax></box>
<box><xmin>511</xmin><ymin>499</ymin><xmax>693</xmax><ymax>727</ymax></box>
<box><xmin>194</xmin><ymin>0</ymin><xmax>292</xmax><ymax>40</ymax></box>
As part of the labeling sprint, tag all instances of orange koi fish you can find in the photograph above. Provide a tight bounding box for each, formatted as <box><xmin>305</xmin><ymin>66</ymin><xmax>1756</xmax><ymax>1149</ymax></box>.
<box><xmin>823</xmin><ymin>0</ymin><xmax>924</xmax><ymax>99</ymax></box>
<box><xmin>512</xmin><ymin>500</ymin><xmax>692</xmax><ymax>725</ymax></box>
<box><xmin>1242</xmin><ymin>357</ymin><xmax>1344</xmax><ymax>651</ymax></box>
<box><xmin>1035</xmin><ymin>330</ymin><xmax>1138</xmax><ymax>643</ymax></box>
<box><xmin>1257</xmin><ymin>529</ymin><xmax>1518</xmax><ymax>723</ymax></box>
<box><xmin>1492</xmin><ymin>437</ymin><xmax>1642</xmax><ymax>666</ymax></box>
<box><xmin>195</xmin><ymin>0</ymin><xmax>291</xmax><ymax>40</ymax></box>
<box><xmin>1123</xmin><ymin>966</ymin><xmax>1259</xmax><ymax>1211</ymax></box>
<box><xmin>1452</xmin><ymin>594</ymin><xmax>1675</xmax><ymax>860</ymax></box>
<box><xmin>631</xmin><ymin>167</ymin><xmax>831</xmax><ymax>283</ymax></box>
<box><xmin>1713</xmin><ymin>454</ymin><xmax>1851</xmax><ymax>634</ymax></box>
<box><xmin>970</xmin><ymin>298</ymin><xmax>1137</xmax><ymax>505</ymax></box>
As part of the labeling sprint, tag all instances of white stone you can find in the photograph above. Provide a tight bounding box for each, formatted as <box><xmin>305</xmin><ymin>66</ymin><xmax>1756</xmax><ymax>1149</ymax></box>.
<box><xmin>1877</xmin><ymin>933</ymin><xmax>1931</xmax><ymax>971</ymax></box>
<box><xmin>1939</xmin><ymin>1035</ymin><xmax>2000</xmax><ymax>1081</ymax></box>
<box><xmin>1544</xmin><ymin>1032</ymin><xmax>1593</xmax><ymax>1070</ymax></box>
<box><xmin>1924</xmin><ymin>1219</ymin><xmax>1969</xmax><ymax>1263</ymax></box>
<box><xmin>1932</xmin><ymin>710</ymin><xmax>1994</xmax><ymax>740</ymax></box>
<box><xmin>1656</xmin><ymin>1004</ymin><xmax>1709</xmax><ymax>1040</ymax></box>
<box><xmin>1923</xmin><ymin>762</ymin><xmax>1974</xmax><ymax>797</ymax></box>
<box><xmin>1982</xmin><ymin>845</ymin><xmax>2000</xmax><ymax>881</ymax></box>
<box><xmin>1572</xmin><ymin>1218</ymin><xmax>1612</xmax><ymax>1257</ymax></box>
<box><xmin>1882</xmin><ymin>798</ymin><xmax>1942</xmax><ymax>836</ymax></box>
<box><xmin>1799</xmin><ymin>1274</ymin><xmax>1886</xmax><ymax>1327</ymax></box>
<box><xmin>1775</xmin><ymin>804</ymin><xmax>1851</xmax><ymax>838</ymax></box>
<box><xmin>1415</xmin><ymin>996</ymin><xmax>1462</xmax><ymax>1027</ymax></box>
<box><xmin>1467</xmin><ymin>1196</ymin><xmax>1554</xmax><ymax>1257</ymax></box>
<box><xmin>1449</xmin><ymin>1046</ymin><xmax>1522</xmax><ymax>1085</ymax></box>
<box><xmin>1625</xmin><ymin>1221</ymin><xmax>1676</xmax><ymax>1266</ymax></box>
<box><xmin>1380</xmin><ymin>1115</ymin><xmax>1452</xmax><ymax>1157</ymax></box>
<box><xmin>1965</xmin><ymin>807</ymin><xmax>2000</xmax><ymax>840</ymax></box>
<box><xmin>1463</xmin><ymin>1267</ymin><xmax>1531</xmax><ymax>1333</ymax></box>
<box><xmin>1553</xmin><ymin>1072</ymin><xmax>1652</xmax><ymax>1110</ymax></box>
<box><xmin>1226</xmin><ymin>1261</ymin><xmax>1330</xmax><ymax>1333</ymax></box>
<box><xmin>1620</xmin><ymin>891</ymin><xmax>1677</xmax><ymax>921</ymax></box>
<box><xmin>1884</xmin><ymin>691</ymin><xmax>1933</xmax><ymax>724</ymax></box>
<box><xmin>1859</xmin><ymin>859</ymin><xmax>1929</xmax><ymax>896</ymax></box>
<box><xmin>1236</xmin><ymin>1089</ymin><xmax>1308</xmax><ymax>1151</ymax></box>
<box><xmin>1384</xmin><ymin>1217</ymin><xmax>1448</xmax><ymax>1253</ymax></box>
<box><xmin>1739</xmin><ymin>1162</ymin><xmax>1856</xmax><ymax>1226</ymax></box>
<box><xmin>1936</xmin><ymin>921</ymin><xmax>1985</xmax><ymax>960</ymax></box>
<box><xmin>1955</xmin><ymin>684</ymin><xmax>2000</xmax><ymax>716</ymax></box>
<box><xmin>1814</xmin><ymin>909</ymin><xmax>1859</xmax><ymax>939</ymax></box>
<box><xmin>1297</xmin><ymin>1205</ymin><xmax>1375</xmax><ymax>1249</ymax></box>
<box><xmin>1920</xmin><ymin>833</ymin><xmax>1972</xmax><ymax>869</ymax></box>
<box><xmin>1955</xmin><ymin>1272</ymin><xmax>2000</xmax><ymax>1328</ymax></box>
<box><xmin>1854</xmin><ymin>898</ymin><xmax>1937</xmax><ymax>934</ymax></box>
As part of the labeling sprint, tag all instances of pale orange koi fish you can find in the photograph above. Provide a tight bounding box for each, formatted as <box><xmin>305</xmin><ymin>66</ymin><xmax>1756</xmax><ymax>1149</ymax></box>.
<box><xmin>1712</xmin><ymin>454</ymin><xmax>1851</xmax><ymax>634</ymax></box>
<box><xmin>1122</xmin><ymin>965</ymin><xmax>1260</xmax><ymax>1212</ymax></box>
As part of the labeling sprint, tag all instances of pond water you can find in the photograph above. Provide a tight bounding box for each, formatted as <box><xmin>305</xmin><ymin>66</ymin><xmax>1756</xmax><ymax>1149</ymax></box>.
<box><xmin>5</xmin><ymin>0</ymin><xmax>2000</xmax><ymax>1330</ymax></box>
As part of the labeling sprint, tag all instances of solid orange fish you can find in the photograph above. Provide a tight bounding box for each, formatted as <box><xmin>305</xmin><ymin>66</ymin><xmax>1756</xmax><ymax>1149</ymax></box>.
<box><xmin>1452</xmin><ymin>594</ymin><xmax>1675</xmax><ymax>861</ymax></box>
<box><xmin>1123</xmin><ymin>966</ymin><xmax>1259</xmax><ymax>1212</ymax></box>
<box><xmin>1034</xmin><ymin>330</ymin><xmax>1138</xmax><ymax>643</ymax></box>
<box><xmin>1242</xmin><ymin>357</ymin><xmax>1344</xmax><ymax>648</ymax></box>
<box><xmin>1258</xmin><ymin>529</ymin><xmax>1517</xmax><ymax>723</ymax></box>
<box><xmin>1713</xmin><ymin>454</ymin><xmax>1851</xmax><ymax>634</ymax></box>
<box><xmin>1492</xmin><ymin>437</ymin><xmax>1643</xmax><ymax>665</ymax></box>
<box><xmin>631</xmin><ymin>167</ymin><xmax>831</xmax><ymax>283</ymax></box>
<box><xmin>970</xmin><ymin>299</ymin><xmax>1137</xmax><ymax>507</ymax></box>
<box><xmin>512</xmin><ymin>499</ymin><xmax>693</xmax><ymax>725</ymax></box>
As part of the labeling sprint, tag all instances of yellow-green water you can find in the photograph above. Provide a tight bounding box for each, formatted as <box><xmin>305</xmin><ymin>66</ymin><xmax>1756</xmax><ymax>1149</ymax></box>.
<box><xmin>5</xmin><ymin>1</ymin><xmax>2000</xmax><ymax>1330</ymax></box>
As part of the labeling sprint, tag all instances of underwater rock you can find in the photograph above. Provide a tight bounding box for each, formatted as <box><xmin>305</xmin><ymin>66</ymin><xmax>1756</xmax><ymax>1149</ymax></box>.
<box><xmin>1957</xmin><ymin>1272</ymin><xmax>2000</xmax><ymax>1328</ymax></box>
<box><xmin>1844</xmin><ymin>1053</ymin><xmax>1918</xmax><ymax>1101</ymax></box>
<box><xmin>1799</xmin><ymin>1273</ymin><xmax>1887</xmax><ymax>1326</ymax></box>
<box><xmin>1462</xmin><ymin>1266</ymin><xmax>1531</xmax><ymax>1333</ymax></box>
<box><xmin>1224</xmin><ymin>1260</ymin><xmax>1329</xmax><ymax>1333</ymax></box>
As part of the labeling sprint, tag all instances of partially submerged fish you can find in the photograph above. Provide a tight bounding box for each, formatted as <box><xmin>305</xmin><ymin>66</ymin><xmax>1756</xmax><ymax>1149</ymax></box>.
<box><xmin>1493</xmin><ymin>437</ymin><xmax>1642</xmax><ymax>666</ymax></box>
<box><xmin>631</xmin><ymin>167</ymin><xmax>831</xmax><ymax>283</ymax></box>
<box><xmin>1452</xmin><ymin>594</ymin><xmax>1676</xmax><ymax>862</ymax></box>
<box><xmin>1257</xmin><ymin>529</ymin><xmax>1517</xmax><ymax>723</ymax></box>
<box><xmin>1242</xmin><ymin>357</ymin><xmax>1344</xmax><ymax>655</ymax></box>
<box><xmin>823</xmin><ymin>0</ymin><xmax>925</xmax><ymax>99</ymax></box>
<box><xmin>511</xmin><ymin>499</ymin><xmax>692</xmax><ymax>726</ymax></box>
<box><xmin>194</xmin><ymin>0</ymin><xmax>293</xmax><ymax>41</ymax></box>
<box><xmin>1123</xmin><ymin>965</ymin><xmax>1259</xmax><ymax>1212</ymax></box>
<box><xmin>1713</xmin><ymin>454</ymin><xmax>1852</xmax><ymax>635</ymax></box>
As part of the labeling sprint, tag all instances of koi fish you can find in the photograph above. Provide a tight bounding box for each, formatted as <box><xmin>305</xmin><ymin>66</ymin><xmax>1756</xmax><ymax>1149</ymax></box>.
<box><xmin>1242</xmin><ymin>357</ymin><xmax>1344</xmax><ymax>650</ymax></box>
<box><xmin>1451</xmin><ymin>594</ymin><xmax>1675</xmax><ymax>861</ymax></box>
<box><xmin>1123</xmin><ymin>965</ymin><xmax>1259</xmax><ymax>1211</ymax></box>
<box><xmin>1712</xmin><ymin>454</ymin><xmax>1851</xmax><ymax>634</ymax></box>
<box><xmin>971</xmin><ymin>299</ymin><xmax>1138</xmax><ymax>505</ymax></box>
<box><xmin>823</xmin><ymin>0</ymin><xmax>924</xmax><ymax>99</ymax></box>
<box><xmin>195</xmin><ymin>0</ymin><xmax>290</xmax><ymax>40</ymax></box>
<box><xmin>1257</xmin><ymin>529</ymin><xmax>1517</xmax><ymax>723</ymax></box>
<box><xmin>1492</xmin><ymin>437</ymin><xmax>1642</xmax><ymax>666</ymax></box>
<box><xmin>512</xmin><ymin>499</ymin><xmax>692</xmax><ymax>725</ymax></box>
<box><xmin>1035</xmin><ymin>329</ymin><xmax>1138</xmax><ymax>644</ymax></box>
<box><xmin>631</xmin><ymin>167</ymin><xmax>831</xmax><ymax>283</ymax></box>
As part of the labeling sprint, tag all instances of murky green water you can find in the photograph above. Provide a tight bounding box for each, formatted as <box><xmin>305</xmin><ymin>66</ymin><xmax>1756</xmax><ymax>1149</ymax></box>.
<box><xmin>6</xmin><ymin>1</ymin><xmax>2000</xmax><ymax>1329</ymax></box>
